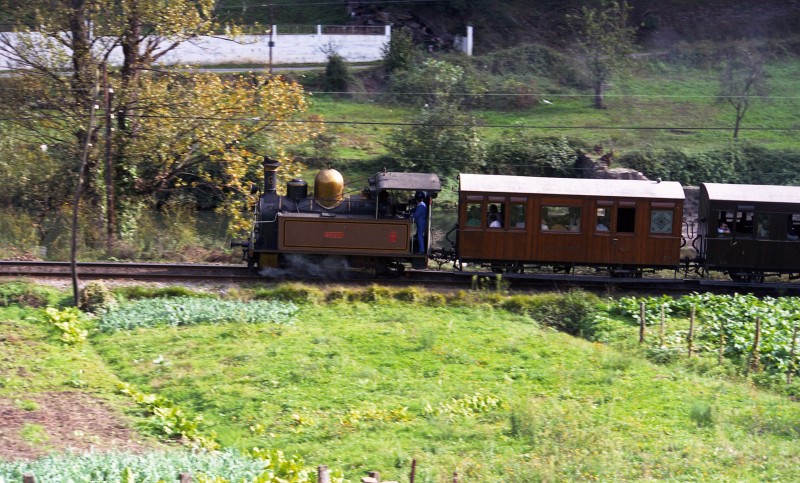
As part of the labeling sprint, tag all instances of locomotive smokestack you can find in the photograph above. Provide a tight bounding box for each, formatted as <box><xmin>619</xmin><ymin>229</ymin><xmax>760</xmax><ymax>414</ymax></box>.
<box><xmin>263</xmin><ymin>157</ymin><xmax>281</xmax><ymax>193</ymax></box>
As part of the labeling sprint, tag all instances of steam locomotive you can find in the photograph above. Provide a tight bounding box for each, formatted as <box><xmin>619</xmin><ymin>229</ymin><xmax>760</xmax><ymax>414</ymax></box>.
<box><xmin>235</xmin><ymin>158</ymin><xmax>800</xmax><ymax>282</ymax></box>
<box><xmin>234</xmin><ymin>158</ymin><xmax>441</xmax><ymax>274</ymax></box>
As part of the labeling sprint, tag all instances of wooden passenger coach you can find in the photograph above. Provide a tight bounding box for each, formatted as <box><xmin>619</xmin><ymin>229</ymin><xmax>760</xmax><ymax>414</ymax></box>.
<box><xmin>700</xmin><ymin>183</ymin><xmax>800</xmax><ymax>281</ymax></box>
<box><xmin>457</xmin><ymin>174</ymin><xmax>685</xmax><ymax>274</ymax></box>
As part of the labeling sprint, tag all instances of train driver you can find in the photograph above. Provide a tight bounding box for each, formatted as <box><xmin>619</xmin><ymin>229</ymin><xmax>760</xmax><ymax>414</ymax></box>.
<box><xmin>412</xmin><ymin>191</ymin><xmax>427</xmax><ymax>254</ymax></box>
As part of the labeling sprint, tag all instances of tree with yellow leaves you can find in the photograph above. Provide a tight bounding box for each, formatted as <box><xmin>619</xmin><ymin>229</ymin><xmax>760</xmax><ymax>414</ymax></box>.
<box><xmin>0</xmin><ymin>0</ymin><xmax>321</xmax><ymax>249</ymax></box>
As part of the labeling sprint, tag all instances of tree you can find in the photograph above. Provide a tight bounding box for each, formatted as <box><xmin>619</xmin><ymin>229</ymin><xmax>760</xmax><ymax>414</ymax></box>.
<box><xmin>385</xmin><ymin>58</ymin><xmax>484</xmax><ymax>175</ymax></box>
<box><xmin>386</xmin><ymin>101</ymin><xmax>485</xmax><ymax>176</ymax></box>
<box><xmin>718</xmin><ymin>44</ymin><xmax>768</xmax><ymax>139</ymax></box>
<box><xmin>568</xmin><ymin>1</ymin><xmax>636</xmax><ymax>109</ymax></box>
<box><xmin>381</xmin><ymin>26</ymin><xmax>417</xmax><ymax>75</ymax></box>
<box><xmin>0</xmin><ymin>0</ymin><xmax>320</xmax><ymax>246</ymax></box>
<box><xmin>322</xmin><ymin>50</ymin><xmax>357</xmax><ymax>96</ymax></box>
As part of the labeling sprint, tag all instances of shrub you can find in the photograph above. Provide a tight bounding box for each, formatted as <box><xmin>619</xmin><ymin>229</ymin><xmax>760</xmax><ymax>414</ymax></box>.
<box><xmin>79</xmin><ymin>281</ymin><xmax>117</xmax><ymax>313</ymax></box>
<box><xmin>322</xmin><ymin>51</ymin><xmax>361</xmax><ymax>96</ymax></box>
<box><xmin>504</xmin><ymin>291</ymin><xmax>600</xmax><ymax>337</ymax></box>
<box><xmin>0</xmin><ymin>282</ymin><xmax>58</xmax><ymax>308</ymax></box>
<box><xmin>252</xmin><ymin>284</ymin><xmax>323</xmax><ymax>304</ymax></box>
<box><xmin>393</xmin><ymin>287</ymin><xmax>421</xmax><ymax>302</ymax></box>
<box><xmin>382</xmin><ymin>27</ymin><xmax>418</xmax><ymax>74</ymax></box>
<box><xmin>689</xmin><ymin>401</ymin><xmax>714</xmax><ymax>428</ymax></box>
<box><xmin>486</xmin><ymin>135</ymin><xmax>582</xmax><ymax>177</ymax></box>
<box><xmin>113</xmin><ymin>285</ymin><xmax>201</xmax><ymax>301</ymax></box>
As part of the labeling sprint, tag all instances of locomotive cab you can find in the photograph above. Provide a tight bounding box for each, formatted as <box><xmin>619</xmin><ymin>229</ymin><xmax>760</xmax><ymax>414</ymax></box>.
<box><xmin>237</xmin><ymin>160</ymin><xmax>440</xmax><ymax>275</ymax></box>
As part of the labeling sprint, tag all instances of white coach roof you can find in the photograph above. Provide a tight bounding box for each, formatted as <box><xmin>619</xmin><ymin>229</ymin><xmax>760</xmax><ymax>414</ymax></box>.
<box><xmin>459</xmin><ymin>174</ymin><xmax>685</xmax><ymax>200</ymax></box>
<box><xmin>702</xmin><ymin>183</ymin><xmax>800</xmax><ymax>204</ymax></box>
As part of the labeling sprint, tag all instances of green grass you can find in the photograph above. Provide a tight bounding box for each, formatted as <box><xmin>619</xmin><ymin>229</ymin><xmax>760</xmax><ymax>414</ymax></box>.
<box><xmin>4</xmin><ymin>284</ymin><xmax>800</xmax><ymax>481</ymax></box>
<box><xmin>305</xmin><ymin>58</ymin><xmax>800</xmax><ymax>161</ymax></box>
<box><xmin>91</xmin><ymin>294</ymin><xmax>800</xmax><ymax>481</ymax></box>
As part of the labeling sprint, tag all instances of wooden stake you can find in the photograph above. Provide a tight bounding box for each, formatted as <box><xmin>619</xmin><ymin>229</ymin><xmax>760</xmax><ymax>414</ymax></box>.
<box><xmin>410</xmin><ymin>459</ymin><xmax>417</xmax><ymax>483</ymax></box>
<box><xmin>788</xmin><ymin>323</ymin><xmax>798</xmax><ymax>384</ymax></box>
<box><xmin>747</xmin><ymin>317</ymin><xmax>762</xmax><ymax>375</ymax></box>
<box><xmin>687</xmin><ymin>305</ymin><xmax>695</xmax><ymax>357</ymax></box>
<box><xmin>639</xmin><ymin>301</ymin><xmax>646</xmax><ymax>344</ymax></box>
<box><xmin>318</xmin><ymin>465</ymin><xmax>330</xmax><ymax>483</ymax></box>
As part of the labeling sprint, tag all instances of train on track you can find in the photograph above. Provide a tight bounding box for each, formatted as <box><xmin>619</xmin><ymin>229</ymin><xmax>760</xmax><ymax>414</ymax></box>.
<box><xmin>233</xmin><ymin>158</ymin><xmax>800</xmax><ymax>283</ymax></box>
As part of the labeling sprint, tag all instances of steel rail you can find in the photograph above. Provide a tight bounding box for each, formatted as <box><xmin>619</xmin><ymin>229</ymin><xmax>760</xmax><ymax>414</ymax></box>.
<box><xmin>2</xmin><ymin>260</ymin><xmax>800</xmax><ymax>296</ymax></box>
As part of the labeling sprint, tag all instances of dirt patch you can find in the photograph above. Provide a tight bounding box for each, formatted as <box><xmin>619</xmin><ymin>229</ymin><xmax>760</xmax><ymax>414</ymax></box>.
<box><xmin>0</xmin><ymin>391</ymin><xmax>151</xmax><ymax>461</ymax></box>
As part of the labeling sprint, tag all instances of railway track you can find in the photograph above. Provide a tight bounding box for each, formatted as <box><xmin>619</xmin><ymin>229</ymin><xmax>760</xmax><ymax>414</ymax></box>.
<box><xmin>2</xmin><ymin>260</ymin><xmax>800</xmax><ymax>296</ymax></box>
<box><xmin>0</xmin><ymin>260</ymin><xmax>262</xmax><ymax>282</ymax></box>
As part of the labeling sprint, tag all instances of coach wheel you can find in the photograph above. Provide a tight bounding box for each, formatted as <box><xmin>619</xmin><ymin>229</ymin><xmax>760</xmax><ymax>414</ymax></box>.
<box><xmin>729</xmin><ymin>271</ymin><xmax>764</xmax><ymax>283</ymax></box>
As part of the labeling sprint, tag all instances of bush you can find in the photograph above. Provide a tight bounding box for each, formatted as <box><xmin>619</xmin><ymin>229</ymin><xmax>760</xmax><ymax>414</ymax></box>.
<box><xmin>382</xmin><ymin>27</ymin><xmax>418</xmax><ymax>74</ymax></box>
<box><xmin>113</xmin><ymin>285</ymin><xmax>200</xmax><ymax>301</ymax></box>
<box><xmin>617</xmin><ymin>143</ymin><xmax>800</xmax><ymax>186</ymax></box>
<box><xmin>0</xmin><ymin>282</ymin><xmax>61</xmax><ymax>308</ymax></box>
<box><xmin>79</xmin><ymin>281</ymin><xmax>117</xmax><ymax>313</ymax></box>
<box><xmin>322</xmin><ymin>51</ymin><xmax>361</xmax><ymax>96</ymax></box>
<box><xmin>501</xmin><ymin>291</ymin><xmax>599</xmax><ymax>337</ymax></box>
<box><xmin>252</xmin><ymin>284</ymin><xmax>324</xmax><ymax>304</ymax></box>
<box><xmin>486</xmin><ymin>135</ymin><xmax>581</xmax><ymax>177</ymax></box>
<box><xmin>384</xmin><ymin>100</ymin><xmax>486</xmax><ymax>176</ymax></box>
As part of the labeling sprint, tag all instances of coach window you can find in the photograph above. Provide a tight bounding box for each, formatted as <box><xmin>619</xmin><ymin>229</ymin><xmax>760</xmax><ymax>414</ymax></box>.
<box><xmin>650</xmin><ymin>203</ymin><xmax>675</xmax><ymax>235</ymax></box>
<box><xmin>617</xmin><ymin>202</ymin><xmax>636</xmax><ymax>233</ymax></box>
<box><xmin>733</xmin><ymin>209</ymin><xmax>754</xmax><ymax>234</ymax></box>
<box><xmin>756</xmin><ymin>214</ymin><xmax>771</xmax><ymax>239</ymax></box>
<box><xmin>487</xmin><ymin>197</ymin><xmax>505</xmax><ymax>228</ymax></box>
<box><xmin>596</xmin><ymin>201</ymin><xmax>613</xmax><ymax>232</ymax></box>
<box><xmin>541</xmin><ymin>206</ymin><xmax>581</xmax><ymax>232</ymax></box>
<box><xmin>465</xmin><ymin>199</ymin><xmax>483</xmax><ymax>227</ymax></box>
<box><xmin>788</xmin><ymin>214</ymin><xmax>800</xmax><ymax>240</ymax></box>
<box><xmin>715</xmin><ymin>211</ymin><xmax>735</xmax><ymax>237</ymax></box>
<box><xmin>509</xmin><ymin>198</ymin><xmax>527</xmax><ymax>229</ymax></box>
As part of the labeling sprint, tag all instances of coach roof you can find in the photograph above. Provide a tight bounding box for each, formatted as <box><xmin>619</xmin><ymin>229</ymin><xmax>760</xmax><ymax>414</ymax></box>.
<box><xmin>459</xmin><ymin>174</ymin><xmax>685</xmax><ymax>200</ymax></box>
<box><xmin>373</xmin><ymin>172</ymin><xmax>441</xmax><ymax>193</ymax></box>
<box><xmin>702</xmin><ymin>183</ymin><xmax>800</xmax><ymax>204</ymax></box>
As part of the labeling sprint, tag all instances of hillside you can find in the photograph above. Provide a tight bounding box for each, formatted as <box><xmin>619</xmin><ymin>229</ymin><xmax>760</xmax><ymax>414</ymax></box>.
<box><xmin>2</xmin><ymin>283</ymin><xmax>800</xmax><ymax>481</ymax></box>
<box><xmin>216</xmin><ymin>0</ymin><xmax>800</xmax><ymax>54</ymax></box>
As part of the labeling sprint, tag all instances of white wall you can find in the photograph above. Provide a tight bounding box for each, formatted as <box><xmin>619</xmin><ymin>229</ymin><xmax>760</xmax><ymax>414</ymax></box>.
<box><xmin>0</xmin><ymin>25</ymin><xmax>392</xmax><ymax>69</ymax></box>
<box><xmin>0</xmin><ymin>24</ymin><xmax>475</xmax><ymax>69</ymax></box>
<box><xmin>149</xmin><ymin>25</ymin><xmax>392</xmax><ymax>65</ymax></box>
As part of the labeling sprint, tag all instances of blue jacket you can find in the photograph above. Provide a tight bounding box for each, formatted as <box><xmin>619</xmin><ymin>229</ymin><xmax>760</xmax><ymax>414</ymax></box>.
<box><xmin>412</xmin><ymin>200</ymin><xmax>427</xmax><ymax>229</ymax></box>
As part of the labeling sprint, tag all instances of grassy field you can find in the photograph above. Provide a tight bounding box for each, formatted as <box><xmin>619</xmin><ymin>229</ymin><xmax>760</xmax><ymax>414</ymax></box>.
<box><xmin>2</xmin><ymin>282</ymin><xmax>800</xmax><ymax>481</ymax></box>
<box><xmin>303</xmin><ymin>58</ymin><xmax>800</xmax><ymax>162</ymax></box>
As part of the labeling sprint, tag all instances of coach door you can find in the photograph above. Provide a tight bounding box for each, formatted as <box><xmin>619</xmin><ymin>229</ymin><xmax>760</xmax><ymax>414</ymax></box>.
<box><xmin>612</xmin><ymin>201</ymin><xmax>638</xmax><ymax>264</ymax></box>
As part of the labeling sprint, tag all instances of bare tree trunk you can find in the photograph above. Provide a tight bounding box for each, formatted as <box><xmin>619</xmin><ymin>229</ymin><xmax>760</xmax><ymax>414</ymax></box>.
<box><xmin>594</xmin><ymin>81</ymin><xmax>605</xmax><ymax>109</ymax></box>
<box><xmin>72</xmin><ymin>76</ymin><xmax>99</xmax><ymax>306</ymax></box>
<box><xmin>733</xmin><ymin>108</ymin><xmax>743</xmax><ymax>139</ymax></box>
<box><xmin>103</xmin><ymin>64</ymin><xmax>116</xmax><ymax>253</ymax></box>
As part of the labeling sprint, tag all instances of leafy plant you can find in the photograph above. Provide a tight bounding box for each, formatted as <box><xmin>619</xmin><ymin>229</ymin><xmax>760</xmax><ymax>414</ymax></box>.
<box><xmin>118</xmin><ymin>383</ymin><xmax>218</xmax><ymax>450</ymax></box>
<box><xmin>424</xmin><ymin>391</ymin><xmax>505</xmax><ymax>420</ymax></box>
<box><xmin>96</xmin><ymin>297</ymin><xmax>298</xmax><ymax>332</ymax></box>
<box><xmin>41</xmin><ymin>307</ymin><xmax>89</xmax><ymax>345</ymax></box>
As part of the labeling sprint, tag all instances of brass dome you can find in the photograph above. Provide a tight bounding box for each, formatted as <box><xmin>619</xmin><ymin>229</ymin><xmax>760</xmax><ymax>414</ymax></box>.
<box><xmin>314</xmin><ymin>168</ymin><xmax>344</xmax><ymax>208</ymax></box>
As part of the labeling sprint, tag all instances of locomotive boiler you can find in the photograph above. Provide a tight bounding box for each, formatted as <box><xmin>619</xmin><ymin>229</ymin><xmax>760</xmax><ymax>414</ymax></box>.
<box><xmin>235</xmin><ymin>158</ymin><xmax>441</xmax><ymax>273</ymax></box>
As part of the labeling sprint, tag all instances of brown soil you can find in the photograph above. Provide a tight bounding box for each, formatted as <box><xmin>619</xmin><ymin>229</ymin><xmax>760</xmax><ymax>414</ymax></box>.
<box><xmin>0</xmin><ymin>391</ymin><xmax>151</xmax><ymax>461</ymax></box>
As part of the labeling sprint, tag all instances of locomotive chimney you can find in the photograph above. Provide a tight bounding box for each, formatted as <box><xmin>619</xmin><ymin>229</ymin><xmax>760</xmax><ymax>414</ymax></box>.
<box><xmin>262</xmin><ymin>157</ymin><xmax>281</xmax><ymax>193</ymax></box>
